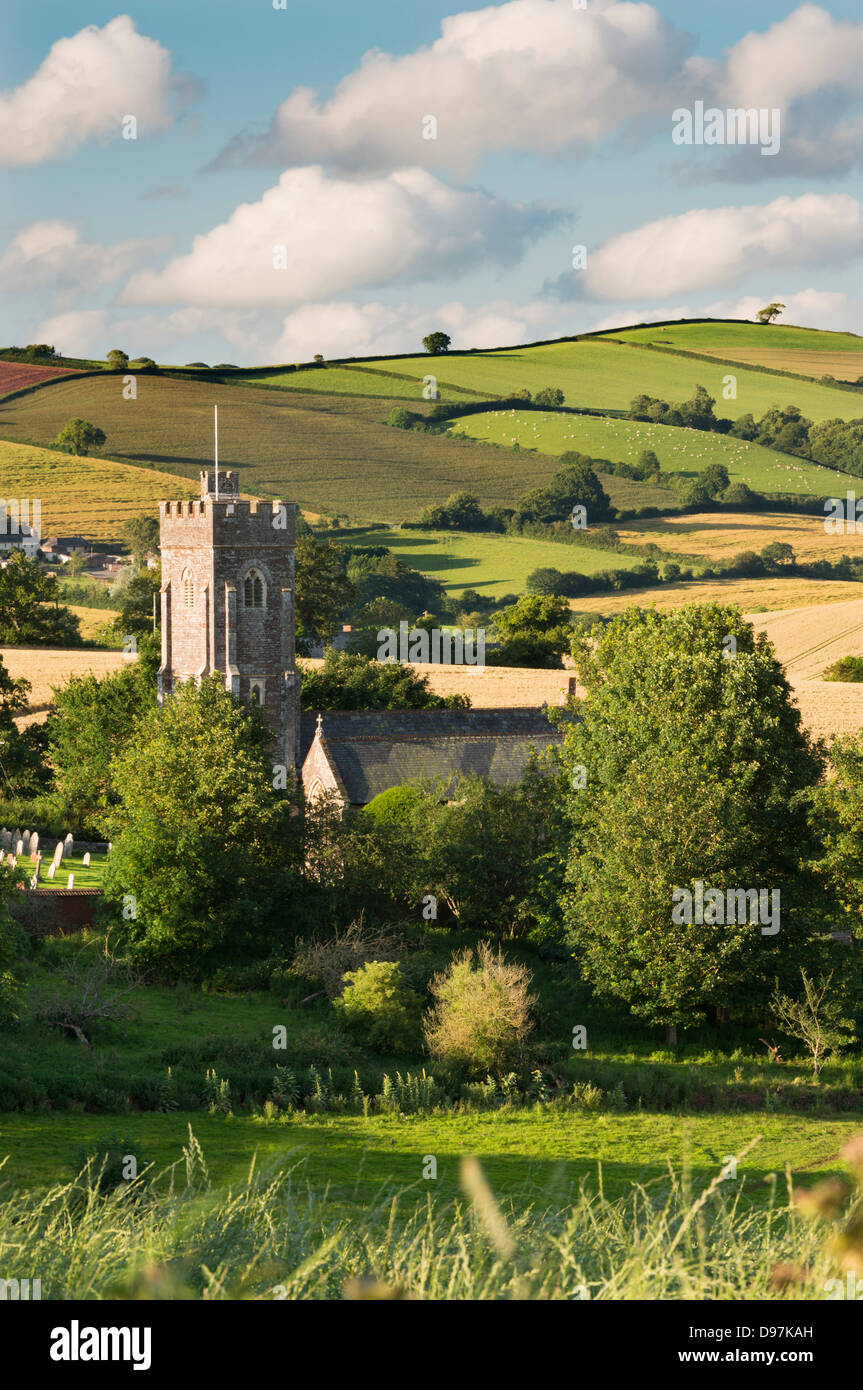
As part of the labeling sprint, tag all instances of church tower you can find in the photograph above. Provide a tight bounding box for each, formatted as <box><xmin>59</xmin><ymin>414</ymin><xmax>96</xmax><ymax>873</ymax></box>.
<box><xmin>158</xmin><ymin>469</ymin><xmax>300</xmax><ymax>770</ymax></box>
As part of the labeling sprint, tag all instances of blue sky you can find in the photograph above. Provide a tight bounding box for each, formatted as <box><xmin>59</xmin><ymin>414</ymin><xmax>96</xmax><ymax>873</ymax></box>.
<box><xmin>1</xmin><ymin>0</ymin><xmax>862</xmax><ymax>363</ymax></box>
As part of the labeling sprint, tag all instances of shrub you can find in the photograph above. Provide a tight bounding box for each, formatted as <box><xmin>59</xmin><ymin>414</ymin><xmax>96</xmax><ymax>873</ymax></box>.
<box><xmin>68</xmin><ymin>1135</ymin><xmax>149</xmax><ymax>1197</ymax></box>
<box><xmin>823</xmin><ymin>656</ymin><xmax>863</xmax><ymax>683</ymax></box>
<box><xmin>424</xmin><ymin>942</ymin><xmax>536</xmax><ymax>1075</ymax></box>
<box><xmin>292</xmin><ymin>918</ymin><xmax>403</xmax><ymax>999</ymax></box>
<box><xmin>333</xmin><ymin>961</ymin><xmax>422</xmax><ymax>1053</ymax></box>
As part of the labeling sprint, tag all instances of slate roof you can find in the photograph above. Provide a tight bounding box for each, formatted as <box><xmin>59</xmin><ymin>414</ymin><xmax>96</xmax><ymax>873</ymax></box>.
<box><xmin>300</xmin><ymin>708</ymin><xmax>570</xmax><ymax>805</ymax></box>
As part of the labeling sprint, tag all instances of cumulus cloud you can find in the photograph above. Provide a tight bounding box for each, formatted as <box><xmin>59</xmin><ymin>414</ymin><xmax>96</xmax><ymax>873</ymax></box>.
<box><xmin>552</xmin><ymin>194</ymin><xmax>863</xmax><ymax>301</ymax></box>
<box><xmin>120</xmin><ymin>165</ymin><xmax>561</xmax><ymax>309</ymax></box>
<box><xmin>212</xmin><ymin>0</ymin><xmax>694</xmax><ymax>175</ymax></box>
<box><xmin>0</xmin><ymin>15</ymin><xmax>196</xmax><ymax>166</ymax></box>
<box><xmin>0</xmin><ymin>221</ymin><xmax>170</xmax><ymax>303</ymax></box>
<box><xmin>211</xmin><ymin>1</ymin><xmax>863</xmax><ymax>181</ymax></box>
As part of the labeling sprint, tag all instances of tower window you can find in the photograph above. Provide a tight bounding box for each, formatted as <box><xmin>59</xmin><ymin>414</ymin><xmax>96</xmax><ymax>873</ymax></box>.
<box><xmin>249</xmin><ymin>679</ymin><xmax>265</xmax><ymax>704</ymax></box>
<box><xmin>182</xmin><ymin>570</ymin><xmax>195</xmax><ymax>607</ymax></box>
<box><xmin>243</xmin><ymin>568</ymin><xmax>266</xmax><ymax>609</ymax></box>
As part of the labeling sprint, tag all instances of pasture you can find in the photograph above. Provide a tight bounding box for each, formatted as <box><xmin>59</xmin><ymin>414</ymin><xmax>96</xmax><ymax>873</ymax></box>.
<box><xmin>348</xmin><ymin>526</ymin><xmax>642</xmax><ymax>597</ymax></box>
<box><xmin>0</xmin><ymin>376</ymin><xmax>574</xmax><ymax>522</ymax></box>
<box><xmin>367</xmin><ymin>337</ymin><xmax>863</xmax><ymax>423</ymax></box>
<box><xmin>449</xmin><ymin>410</ymin><xmax>847</xmax><ymax>496</ymax></box>
<box><xmin>615</xmin><ymin>510</ymin><xmax>863</xmax><ymax>565</ymax></box>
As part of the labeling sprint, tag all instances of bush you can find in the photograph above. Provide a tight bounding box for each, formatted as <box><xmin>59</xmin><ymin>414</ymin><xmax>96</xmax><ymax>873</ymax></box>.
<box><xmin>823</xmin><ymin>656</ymin><xmax>863</xmax><ymax>683</ymax></box>
<box><xmin>68</xmin><ymin>1135</ymin><xmax>149</xmax><ymax>1197</ymax></box>
<box><xmin>333</xmin><ymin>961</ymin><xmax>422</xmax><ymax>1053</ymax></box>
<box><xmin>424</xmin><ymin>942</ymin><xmax>536</xmax><ymax>1075</ymax></box>
<box><xmin>292</xmin><ymin>919</ymin><xmax>403</xmax><ymax>999</ymax></box>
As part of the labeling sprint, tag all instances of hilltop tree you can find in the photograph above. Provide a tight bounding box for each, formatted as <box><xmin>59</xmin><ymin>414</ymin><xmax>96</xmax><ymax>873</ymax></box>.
<box><xmin>757</xmin><ymin>303</ymin><xmax>785</xmax><ymax>324</ymax></box>
<box><xmin>0</xmin><ymin>552</ymin><xmax>82</xmax><ymax>646</ymax></box>
<box><xmin>106</xmin><ymin>349</ymin><xmax>130</xmax><ymax>369</ymax></box>
<box><xmin>562</xmin><ymin>604</ymin><xmax>827</xmax><ymax>1042</ymax></box>
<box><xmin>422</xmin><ymin>332</ymin><xmax>451</xmax><ymax>355</ymax></box>
<box><xmin>51</xmin><ymin>418</ymin><xmax>106</xmax><ymax>456</ymax></box>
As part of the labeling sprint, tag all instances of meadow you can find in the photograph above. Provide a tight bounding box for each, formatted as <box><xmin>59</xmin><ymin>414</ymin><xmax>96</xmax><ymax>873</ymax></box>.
<box><xmin>607</xmin><ymin>320</ymin><xmax>863</xmax><ymax>379</ymax></box>
<box><xmin>615</xmin><ymin>510</ymin><xmax>863</xmax><ymax>565</ymax></box>
<box><xmin>0</xmin><ymin>376</ymin><xmax>573</xmax><ymax>522</ymax></box>
<box><xmin>238</xmin><ymin>364</ymin><xmax>478</xmax><ymax>401</ymax></box>
<box><xmin>449</xmin><ymin>410</ymin><xmax>848</xmax><ymax>496</ymax></box>
<box><xmin>367</xmin><ymin>337</ymin><xmax>863</xmax><ymax>423</ymax></box>
<box><xmin>347</xmin><ymin>526</ymin><xmax>642</xmax><ymax>597</ymax></box>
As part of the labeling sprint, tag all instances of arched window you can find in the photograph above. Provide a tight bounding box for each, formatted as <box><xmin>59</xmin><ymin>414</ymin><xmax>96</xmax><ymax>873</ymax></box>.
<box><xmin>182</xmin><ymin>569</ymin><xmax>195</xmax><ymax>607</ymax></box>
<box><xmin>243</xmin><ymin>568</ymin><xmax>266</xmax><ymax>609</ymax></box>
<box><xmin>249</xmin><ymin>678</ymin><xmax>265</xmax><ymax>705</ymax></box>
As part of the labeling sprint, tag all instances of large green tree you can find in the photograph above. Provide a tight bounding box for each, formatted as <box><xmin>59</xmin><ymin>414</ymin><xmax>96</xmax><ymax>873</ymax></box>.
<box><xmin>51</xmin><ymin>418</ymin><xmax>106</xmax><ymax>455</ymax></box>
<box><xmin>0</xmin><ymin>657</ymin><xmax>48</xmax><ymax>796</ymax></box>
<box><xmin>121</xmin><ymin>515</ymin><xmax>160</xmax><ymax>567</ymax></box>
<box><xmin>102</xmin><ymin>678</ymin><xmax>306</xmax><ymax>974</ymax></box>
<box><xmin>295</xmin><ymin>536</ymin><xmax>355</xmax><ymax>649</ymax></box>
<box><xmin>0</xmin><ymin>552</ymin><xmax>82</xmax><ymax>646</ymax></box>
<box><xmin>300</xmin><ymin>649</ymin><xmax>468</xmax><ymax>710</ymax></box>
<box><xmin>47</xmin><ymin>663</ymin><xmax>152</xmax><ymax>827</ymax></box>
<box><xmin>562</xmin><ymin>604</ymin><xmax>828</xmax><ymax>1040</ymax></box>
<box><xmin>489</xmin><ymin>594</ymin><xmax>572</xmax><ymax>668</ymax></box>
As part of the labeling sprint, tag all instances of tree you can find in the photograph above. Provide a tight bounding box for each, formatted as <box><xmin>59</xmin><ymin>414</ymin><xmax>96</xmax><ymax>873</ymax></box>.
<box><xmin>300</xmin><ymin>650</ymin><xmax>468</xmax><ymax>710</ymax></box>
<box><xmin>102</xmin><ymin>677</ymin><xmax>305</xmax><ymax>974</ymax></box>
<box><xmin>809</xmin><ymin>730</ymin><xmax>863</xmax><ymax>932</ymax></box>
<box><xmin>121</xmin><ymin>515</ymin><xmax>160</xmax><ymax>568</ymax></box>
<box><xmin>770</xmin><ymin>971</ymin><xmax>855</xmax><ymax>1079</ymax></box>
<box><xmin>489</xmin><ymin>594</ymin><xmax>572</xmax><ymax>668</ymax></box>
<box><xmin>106</xmin><ymin>349</ymin><xmax>130</xmax><ymax>369</ymax></box>
<box><xmin>701</xmin><ymin>463</ymin><xmax>730</xmax><ymax>497</ymax></box>
<box><xmin>424</xmin><ymin>942</ymin><xmax>537</xmax><ymax>1075</ymax></box>
<box><xmin>757</xmin><ymin>303</ymin><xmax>785</xmax><ymax>324</ymax></box>
<box><xmin>546</xmin><ymin>458</ymin><xmax>612</xmax><ymax>522</ymax></box>
<box><xmin>295</xmin><ymin>536</ymin><xmax>355</xmax><ymax>649</ymax></box>
<box><xmin>422</xmin><ymin>332</ymin><xmax>451</xmax><ymax>355</ymax></box>
<box><xmin>24</xmin><ymin>343</ymin><xmax>56</xmax><ymax>362</ymax></box>
<box><xmin>0</xmin><ymin>552</ymin><xmax>82</xmax><ymax>646</ymax></box>
<box><xmin>761</xmin><ymin>541</ymin><xmax>795</xmax><ymax>568</ymax></box>
<box><xmin>680</xmin><ymin>477</ymin><xmax>714</xmax><ymax>508</ymax></box>
<box><xmin>525</xmin><ymin>567</ymin><xmax>563</xmax><ymax>596</ymax></box>
<box><xmin>563</xmin><ymin>604</ymin><xmax>827</xmax><ymax>1041</ymax></box>
<box><xmin>637</xmin><ymin>449</ymin><xmax>662</xmax><ymax>478</ymax></box>
<box><xmin>419</xmin><ymin>492</ymin><xmax>493</xmax><ymax>531</ymax></box>
<box><xmin>0</xmin><ymin>860</ymin><xmax>27</xmax><ymax>1022</ymax></box>
<box><xmin>822</xmin><ymin>656</ymin><xmax>863</xmax><ymax>683</ymax></box>
<box><xmin>0</xmin><ymin>656</ymin><xmax>48</xmax><ymax>796</ymax></box>
<box><xmin>533</xmin><ymin>386</ymin><xmax>565</xmax><ymax>408</ymax></box>
<box><xmin>48</xmin><ymin>664</ymin><xmax>152</xmax><ymax>826</ymax></box>
<box><xmin>51</xmin><ymin>418</ymin><xmax>106</xmax><ymax>456</ymax></box>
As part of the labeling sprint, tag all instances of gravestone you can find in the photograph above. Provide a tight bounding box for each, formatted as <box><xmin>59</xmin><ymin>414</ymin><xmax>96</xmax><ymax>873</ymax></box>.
<box><xmin>21</xmin><ymin>831</ymin><xmax>30</xmax><ymax>855</ymax></box>
<box><xmin>64</xmin><ymin>833</ymin><xmax>73</xmax><ymax>853</ymax></box>
<box><xmin>30</xmin><ymin>832</ymin><xmax>39</xmax><ymax>855</ymax></box>
<box><xmin>7</xmin><ymin>854</ymin><xmax>16</xmax><ymax>869</ymax></box>
<box><xmin>67</xmin><ymin>874</ymin><xmax>74</xmax><ymax>889</ymax></box>
<box><xmin>47</xmin><ymin>862</ymin><xmax>56</xmax><ymax>880</ymax></box>
<box><xmin>52</xmin><ymin>842</ymin><xmax>63</xmax><ymax>865</ymax></box>
<box><xmin>15</xmin><ymin>840</ymin><xmax>23</xmax><ymax>857</ymax></box>
<box><xmin>29</xmin><ymin>848</ymin><xmax>39</xmax><ymax>863</ymax></box>
<box><xmin>82</xmin><ymin>852</ymin><xmax>91</xmax><ymax>867</ymax></box>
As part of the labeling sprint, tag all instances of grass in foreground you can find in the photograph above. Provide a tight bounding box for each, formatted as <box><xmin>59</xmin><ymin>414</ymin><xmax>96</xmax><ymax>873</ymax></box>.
<box><xmin>0</xmin><ymin>1124</ymin><xmax>859</xmax><ymax>1299</ymax></box>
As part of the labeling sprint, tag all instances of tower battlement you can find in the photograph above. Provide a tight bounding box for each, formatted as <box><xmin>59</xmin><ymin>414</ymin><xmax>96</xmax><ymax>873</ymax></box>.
<box><xmin>158</xmin><ymin>481</ymin><xmax>299</xmax><ymax>769</ymax></box>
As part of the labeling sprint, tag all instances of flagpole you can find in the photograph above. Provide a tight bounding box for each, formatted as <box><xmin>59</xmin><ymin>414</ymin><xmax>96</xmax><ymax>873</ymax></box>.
<box><xmin>214</xmin><ymin>403</ymin><xmax>219</xmax><ymax>500</ymax></box>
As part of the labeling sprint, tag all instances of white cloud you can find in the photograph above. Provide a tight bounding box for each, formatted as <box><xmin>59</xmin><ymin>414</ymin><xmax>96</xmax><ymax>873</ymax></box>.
<box><xmin>0</xmin><ymin>15</ymin><xmax>191</xmax><ymax>167</ymax></box>
<box><xmin>577</xmin><ymin>194</ymin><xmax>863</xmax><ymax>301</ymax></box>
<box><xmin>120</xmin><ymin>165</ymin><xmax>560</xmax><ymax>309</ymax></box>
<box><xmin>0</xmin><ymin>221</ymin><xmax>170</xmax><ymax>302</ymax></box>
<box><xmin>213</xmin><ymin>0</ymin><xmax>694</xmax><ymax>175</ymax></box>
<box><xmin>212</xmin><ymin>1</ymin><xmax>863</xmax><ymax>180</ymax></box>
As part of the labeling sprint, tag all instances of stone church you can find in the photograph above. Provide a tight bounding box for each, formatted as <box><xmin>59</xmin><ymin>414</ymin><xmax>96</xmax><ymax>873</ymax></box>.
<box><xmin>159</xmin><ymin>471</ymin><xmax>566</xmax><ymax>808</ymax></box>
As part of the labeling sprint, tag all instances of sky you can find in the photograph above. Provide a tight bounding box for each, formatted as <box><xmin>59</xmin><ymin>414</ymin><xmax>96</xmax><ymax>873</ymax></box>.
<box><xmin>1</xmin><ymin>0</ymin><xmax>862</xmax><ymax>364</ymax></box>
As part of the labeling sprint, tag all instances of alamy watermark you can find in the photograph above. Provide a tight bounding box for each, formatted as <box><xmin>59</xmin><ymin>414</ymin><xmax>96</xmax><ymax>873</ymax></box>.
<box><xmin>672</xmin><ymin>101</ymin><xmax>780</xmax><ymax>157</ymax></box>
<box><xmin>671</xmin><ymin>880</ymin><xmax>780</xmax><ymax>935</ymax></box>
<box><xmin>377</xmin><ymin>620</ymin><xmax>485</xmax><ymax>667</ymax></box>
<box><xmin>824</xmin><ymin>492</ymin><xmax>863</xmax><ymax>534</ymax></box>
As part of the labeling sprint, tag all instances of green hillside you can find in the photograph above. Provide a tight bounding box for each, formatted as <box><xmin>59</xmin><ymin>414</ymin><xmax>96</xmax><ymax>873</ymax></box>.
<box><xmin>365</xmin><ymin>339</ymin><xmax>862</xmax><ymax>423</ymax></box>
<box><xmin>604</xmin><ymin>320</ymin><xmax>863</xmax><ymax>354</ymax></box>
<box><xmin>0</xmin><ymin>373</ymin><xmax>662</xmax><ymax>524</ymax></box>
<box><xmin>346</xmin><ymin>526</ymin><xmax>642</xmax><ymax>598</ymax></box>
<box><xmin>449</xmin><ymin>410</ymin><xmax>849</xmax><ymax>497</ymax></box>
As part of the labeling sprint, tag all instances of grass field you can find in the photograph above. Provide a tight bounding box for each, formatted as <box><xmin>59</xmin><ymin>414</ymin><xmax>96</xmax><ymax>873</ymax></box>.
<box><xmin>348</xmin><ymin>526</ymin><xmax>642</xmax><ymax>596</ymax></box>
<box><xmin>0</xmin><ymin>439</ymin><xmax>197</xmax><ymax>538</ymax></box>
<box><xmin>35</xmin><ymin>852</ymin><xmax>107</xmax><ymax>890</ymax></box>
<box><xmin>239</xmin><ymin>365</ymin><xmax>478</xmax><ymax>401</ymax></box>
<box><xmin>66</xmin><ymin>605</ymin><xmax>118</xmax><ymax>641</ymax></box>
<box><xmin>0</xmin><ymin>645</ymin><xmax>128</xmax><ymax>712</ymax></box>
<box><xmin>449</xmin><ymin>409</ymin><xmax>848</xmax><ymax>496</ymax></box>
<box><xmin>0</xmin><ymin>376</ymin><xmax>583</xmax><ymax>523</ymax></box>
<box><xmin>615</xmin><ymin>510</ymin><xmax>863</xmax><ymax>565</ymax></box>
<box><xmin>368</xmin><ymin>337</ymin><xmax>863</xmax><ymax>423</ymax></box>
